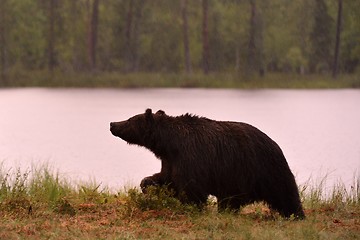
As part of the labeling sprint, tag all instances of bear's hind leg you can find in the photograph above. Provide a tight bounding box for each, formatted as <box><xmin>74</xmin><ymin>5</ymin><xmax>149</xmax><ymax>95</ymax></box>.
<box><xmin>174</xmin><ymin>185</ymin><xmax>208</xmax><ymax>209</ymax></box>
<box><xmin>267</xmin><ymin>197</ymin><xmax>305</xmax><ymax>220</ymax></box>
<box><xmin>217</xmin><ymin>196</ymin><xmax>247</xmax><ymax>212</ymax></box>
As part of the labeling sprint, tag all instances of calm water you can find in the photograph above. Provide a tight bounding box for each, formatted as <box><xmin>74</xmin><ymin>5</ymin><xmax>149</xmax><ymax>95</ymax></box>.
<box><xmin>0</xmin><ymin>88</ymin><xmax>359</xmax><ymax>191</ymax></box>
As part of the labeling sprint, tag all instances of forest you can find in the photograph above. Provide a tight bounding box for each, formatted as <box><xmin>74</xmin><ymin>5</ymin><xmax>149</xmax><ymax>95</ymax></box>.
<box><xmin>0</xmin><ymin>0</ymin><xmax>359</xmax><ymax>86</ymax></box>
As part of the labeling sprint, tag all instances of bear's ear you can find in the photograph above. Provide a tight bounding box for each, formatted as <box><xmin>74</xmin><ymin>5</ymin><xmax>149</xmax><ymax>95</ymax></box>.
<box><xmin>155</xmin><ymin>110</ymin><xmax>165</xmax><ymax>116</ymax></box>
<box><xmin>145</xmin><ymin>108</ymin><xmax>154</xmax><ymax>123</ymax></box>
<box><xmin>145</xmin><ymin>108</ymin><xmax>152</xmax><ymax>115</ymax></box>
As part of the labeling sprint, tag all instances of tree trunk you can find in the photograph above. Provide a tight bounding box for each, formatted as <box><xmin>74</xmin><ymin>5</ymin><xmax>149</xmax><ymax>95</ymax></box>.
<box><xmin>247</xmin><ymin>0</ymin><xmax>257</xmax><ymax>76</ymax></box>
<box><xmin>309</xmin><ymin>0</ymin><xmax>333</xmax><ymax>73</ymax></box>
<box><xmin>132</xmin><ymin>0</ymin><xmax>145</xmax><ymax>72</ymax></box>
<box><xmin>202</xmin><ymin>0</ymin><xmax>210</xmax><ymax>75</ymax></box>
<box><xmin>0</xmin><ymin>0</ymin><xmax>7</xmax><ymax>83</ymax></box>
<box><xmin>124</xmin><ymin>0</ymin><xmax>144</xmax><ymax>72</ymax></box>
<box><xmin>124</xmin><ymin>0</ymin><xmax>133</xmax><ymax>72</ymax></box>
<box><xmin>70</xmin><ymin>0</ymin><xmax>81</xmax><ymax>71</ymax></box>
<box><xmin>48</xmin><ymin>0</ymin><xmax>56</xmax><ymax>73</ymax></box>
<box><xmin>181</xmin><ymin>0</ymin><xmax>192</xmax><ymax>74</ymax></box>
<box><xmin>332</xmin><ymin>0</ymin><xmax>342</xmax><ymax>79</ymax></box>
<box><xmin>257</xmin><ymin>5</ymin><xmax>264</xmax><ymax>77</ymax></box>
<box><xmin>235</xmin><ymin>45</ymin><xmax>240</xmax><ymax>73</ymax></box>
<box><xmin>88</xmin><ymin>0</ymin><xmax>99</xmax><ymax>71</ymax></box>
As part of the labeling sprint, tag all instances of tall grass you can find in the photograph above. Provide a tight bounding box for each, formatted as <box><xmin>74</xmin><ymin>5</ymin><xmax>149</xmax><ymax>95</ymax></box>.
<box><xmin>0</xmin><ymin>164</ymin><xmax>113</xmax><ymax>216</ymax></box>
<box><xmin>1</xmin><ymin>163</ymin><xmax>358</xmax><ymax>216</ymax></box>
<box><xmin>1</xmin><ymin>164</ymin><xmax>68</xmax><ymax>214</ymax></box>
<box><xmin>299</xmin><ymin>173</ymin><xmax>360</xmax><ymax>215</ymax></box>
<box><xmin>1</xmin><ymin>164</ymin><xmax>359</xmax><ymax>239</ymax></box>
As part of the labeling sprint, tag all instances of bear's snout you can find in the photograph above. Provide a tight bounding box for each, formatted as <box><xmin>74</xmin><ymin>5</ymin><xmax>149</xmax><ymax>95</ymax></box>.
<box><xmin>110</xmin><ymin>122</ymin><xmax>116</xmax><ymax>132</ymax></box>
<box><xmin>110</xmin><ymin>122</ymin><xmax>120</xmax><ymax>135</ymax></box>
<box><xmin>110</xmin><ymin>121</ymin><xmax>128</xmax><ymax>137</ymax></box>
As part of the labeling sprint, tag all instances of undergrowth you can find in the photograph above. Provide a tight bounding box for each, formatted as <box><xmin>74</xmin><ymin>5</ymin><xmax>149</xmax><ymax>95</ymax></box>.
<box><xmin>1</xmin><ymin>71</ymin><xmax>360</xmax><ymax>89</ymax></box>
<box><xmin>0</xmin><ymin>164</ymin><xmax>359</xmax><ymax>239</ymax></box>
<box><xmin>1</xmin><ymin>164</ymin><xmax>359</xmax><ymax>215</ymax></box>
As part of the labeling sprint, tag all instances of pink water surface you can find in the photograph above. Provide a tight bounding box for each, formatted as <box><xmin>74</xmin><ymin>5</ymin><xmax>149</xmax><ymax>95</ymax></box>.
<box><xmin>1</xmin><ymin>88</ymin><xmax>359</xmax><ymax>191</ymax></box>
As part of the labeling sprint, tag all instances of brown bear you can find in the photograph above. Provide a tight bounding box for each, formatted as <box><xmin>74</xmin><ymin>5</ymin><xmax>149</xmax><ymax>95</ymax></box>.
<box><xmin>110</xmin><ymin>109</ymin><xmax>305</xmax><ymax>219</ymax></box>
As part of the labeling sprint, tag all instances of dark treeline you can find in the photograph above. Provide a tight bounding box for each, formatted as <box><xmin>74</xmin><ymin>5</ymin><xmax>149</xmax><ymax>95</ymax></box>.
<box><xmin>0</xmin><ymin>0</ymin><xmax>359</xmax><ymax>82</ymax></box>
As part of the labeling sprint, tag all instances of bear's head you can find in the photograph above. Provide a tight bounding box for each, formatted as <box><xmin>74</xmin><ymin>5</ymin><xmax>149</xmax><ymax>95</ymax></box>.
<box><xmin>110</xmin><ymin>108</ymin><xmax>165</xmax><ymax>146</ymax></box>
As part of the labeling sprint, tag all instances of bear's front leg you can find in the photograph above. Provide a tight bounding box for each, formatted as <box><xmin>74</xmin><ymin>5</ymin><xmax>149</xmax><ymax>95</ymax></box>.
<box><xmin>141</xmin><ymin>160</ymin><xmax>173</xmax><ymax>193</ymax></box>
<box><xmin>140</xmin><ymin>173</ymin><xmax>165</xmax><ymax>193</ymax></box>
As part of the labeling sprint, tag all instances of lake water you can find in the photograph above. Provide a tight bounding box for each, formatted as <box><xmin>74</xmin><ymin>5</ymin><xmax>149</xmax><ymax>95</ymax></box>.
<box><xmin>0</xmin><ymin>88</ymin><xmax>359</xmax><ymax>192</ymax></box>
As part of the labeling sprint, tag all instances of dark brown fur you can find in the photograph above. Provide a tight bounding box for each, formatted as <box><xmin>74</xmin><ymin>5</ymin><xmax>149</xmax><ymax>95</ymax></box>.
<box><xmin>110</xmin><ymin>109</ymin><xmax>305</xmax><ymax>219</ymax></box>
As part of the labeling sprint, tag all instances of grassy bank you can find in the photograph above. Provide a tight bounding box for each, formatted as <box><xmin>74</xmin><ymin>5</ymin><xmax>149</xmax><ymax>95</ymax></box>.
<box><xmin>1</xmin><ymin>71</ymin><xmax>360</xmax><ymax>89</ymax></box>
<box><xmin>1</xmin><ymin>165</ymin><xmax>359</xmax><ymax>239</ymax></box>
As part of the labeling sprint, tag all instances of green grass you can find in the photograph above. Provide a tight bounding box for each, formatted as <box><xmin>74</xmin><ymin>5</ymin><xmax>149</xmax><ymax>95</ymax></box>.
<box><xmin>1</xmin><ymin>70</ymin><xmax>360</xmax><ymax>88</ymax></box>
<box><xmin>0</xmin><ymin>164</ymin><xmax>359</xmax><ymax>239</ymax></box>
